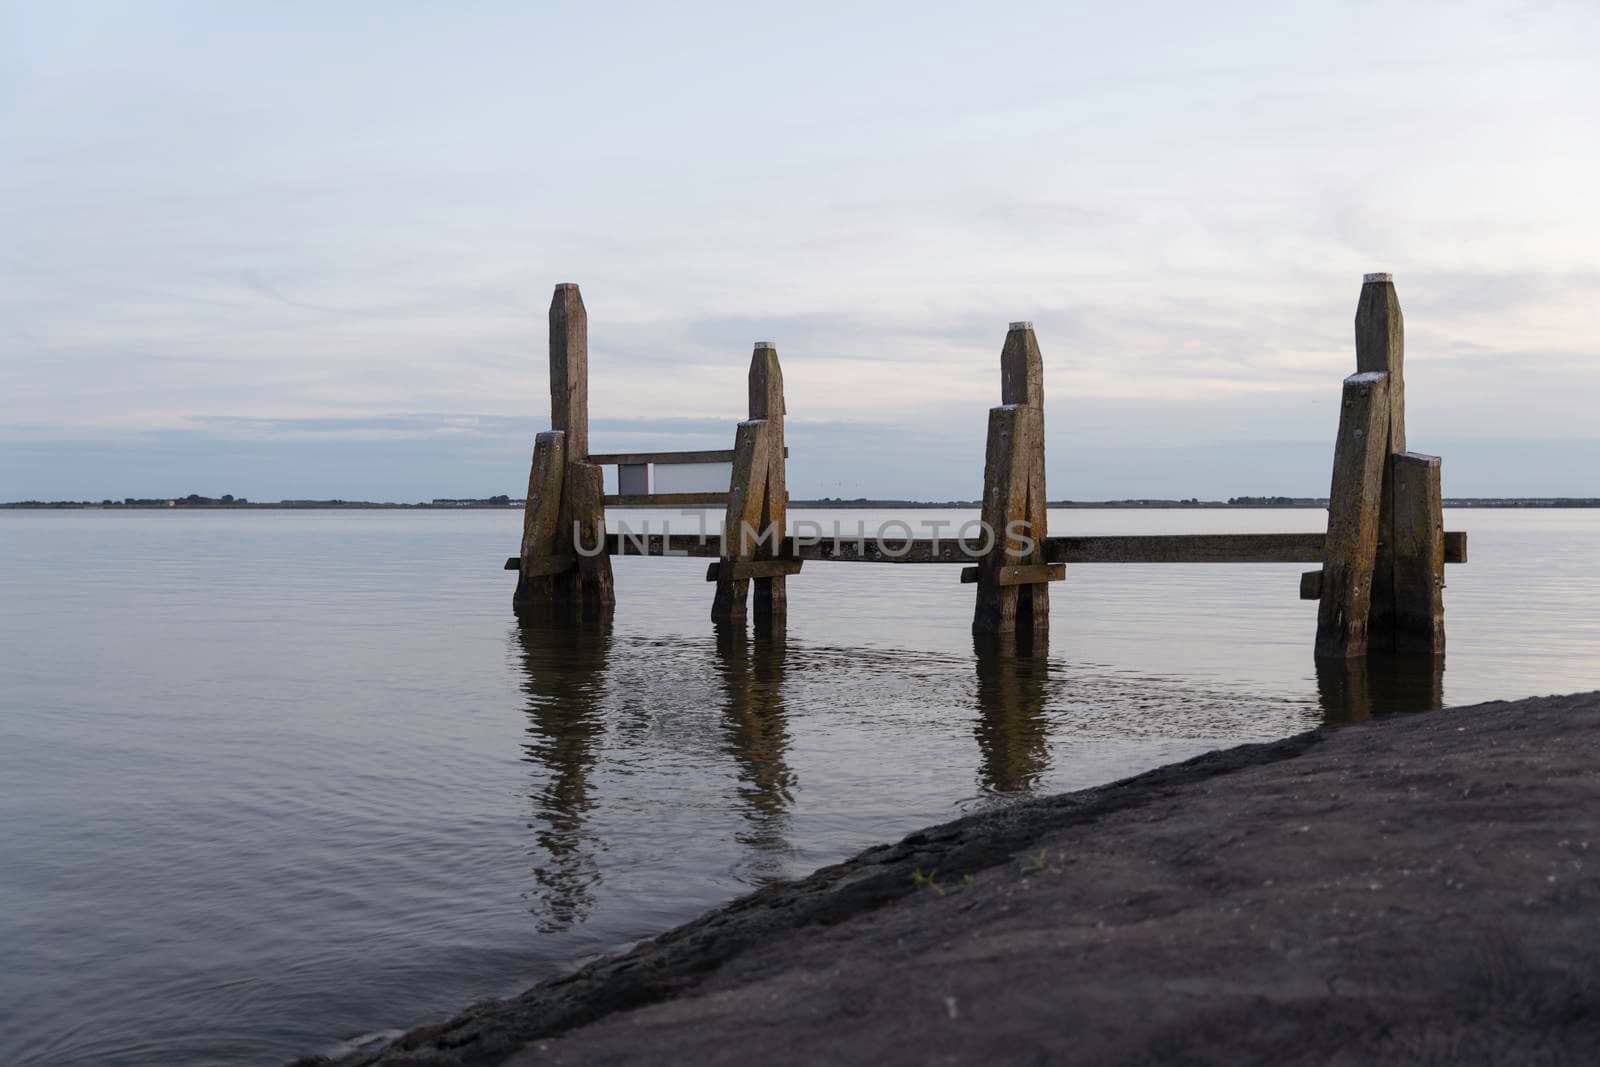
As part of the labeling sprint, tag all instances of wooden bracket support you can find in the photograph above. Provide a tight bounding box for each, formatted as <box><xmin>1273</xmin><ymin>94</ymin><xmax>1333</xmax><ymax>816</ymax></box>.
<box><xmin>960</xmin><ymin>563</ymin><xmax>1065</xmax><ymax>586</ymax></box>
<box><xmin>706</xmin><ymin>559</ymin><xmax>804</xmax><ymax>582</ymax></box>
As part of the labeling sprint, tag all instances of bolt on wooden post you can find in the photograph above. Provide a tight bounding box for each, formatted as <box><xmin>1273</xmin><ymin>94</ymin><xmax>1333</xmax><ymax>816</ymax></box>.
<box><xmin>513</xmin><ymin>283</ymin><xmax>614</xmax><ymax>614</ymax></box>
<box><xmin>1313</xmin><ymin>273</ymin><xmax>1446</xmax><ymax>658</ymax></box>
<box><xmin>971</xmin><ymin>322</ymin><xmax>1062</xmax><ymax>638</ymax></box>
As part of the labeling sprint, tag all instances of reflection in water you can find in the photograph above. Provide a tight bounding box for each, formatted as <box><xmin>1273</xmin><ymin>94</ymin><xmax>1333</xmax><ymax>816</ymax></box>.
<box><xmin>973</xmin><ymin>631</ymin><xmax>1053</xmax><ymax>796</ymax></box>
<box><xmin>513</xmin><ymin>608</ymin><xmax>614</xmax><ymax>933</ymax></box>
<box><xmin>713</xmin><ymin>619</ymin><xmax>795</xmax><ymax>882</ymax></box>
<box><xmin>1316</xmin><ymin>654</ymin><xmax>1446</xmax><ymax>723</ymax></box>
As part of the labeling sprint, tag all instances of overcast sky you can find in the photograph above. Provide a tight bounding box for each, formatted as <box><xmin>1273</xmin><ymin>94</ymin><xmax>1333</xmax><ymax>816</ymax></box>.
<box><xmin>2</xmin><ymin>1</ymin><xmax>1597</xmax><ymax>501</ymax></box>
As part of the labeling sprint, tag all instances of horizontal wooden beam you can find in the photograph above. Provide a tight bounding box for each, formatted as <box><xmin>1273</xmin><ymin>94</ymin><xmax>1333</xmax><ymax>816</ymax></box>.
<box><xmin>604</xmin><ymin>492</ymin><xmax>729</xmax><ymax>507</ymax></box>
<box><xmin>959</xmin><ymin>563</ymin><xmax>1066</xmax><ymax>586</ymax></box>
<box><xmin>704</xmin><ymin>558</ymin><xmax>804</xmax><ymax>582</ymax></box>
<box><xmin>1045</xmin><ymin>531</ymin><xmax>1466</xmax><ymax>565</ymax></box>
<box><xmin>506</xmin><ymin>531</ymin><xmax>1468</xmax><ymax>568</ymax></box>
<box><xmin>587</xmin><ymin>448</ymin><xmax>789</xmax><ymax>467</ymax></box>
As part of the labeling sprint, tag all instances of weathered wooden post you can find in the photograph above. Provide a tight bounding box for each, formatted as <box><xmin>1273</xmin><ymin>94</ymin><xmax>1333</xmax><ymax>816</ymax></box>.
<box><xmin>1390</xmin><ymin>451</ymin><xmax>1446</xmax><ymax>653</ymax></box>
<box><xmin>749</xmin><ymin>343</ymin><xmax>788</xmax><ymax>620</ymax></box>
<box><xmin>709</xmin><ymin>343</ymin><xmax>798</xmax><ymax>625</ymax></box>
<box><xmin>1313</xmin><ymin>273</ymin><xmax>1445</xmax><ymax>658</ymax></box>
<box><xmin>514</xmin><ymin>283</ymin><xmax>615</xmax><ymax>613</ymax></box>
<box><xmin>1357</xmin><ymin>273</ymin><xmax>1406</xmax><ymax>645</ymax></box>
<box><xmin>1314</xmin><ymin>369</ymin><xmax>1390</xmax><ymax>658</ymax></box>
<box><xmin>971</xmin><ymin>322</ymin><xmax>1063</xmax><ymax>636</ymax></box>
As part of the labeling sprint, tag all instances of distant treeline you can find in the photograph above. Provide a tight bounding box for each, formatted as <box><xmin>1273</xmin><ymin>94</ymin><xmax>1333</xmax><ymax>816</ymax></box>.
<box><xmin>1</xmin><ymin>493</ymin><xmax>520</xmax><ymax>509</ymax></box>
<box><xmin>8</xmin><ymin>494</ymin><xmax>1600</xmax><ymax>510</ymax></box>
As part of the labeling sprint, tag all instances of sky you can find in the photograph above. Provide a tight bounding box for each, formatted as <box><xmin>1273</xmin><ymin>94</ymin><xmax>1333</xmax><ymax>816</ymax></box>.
<box><xmin>2</xmin><ymin>0</ymin><xmax>1597</xmax><ymax>502</ymax></box>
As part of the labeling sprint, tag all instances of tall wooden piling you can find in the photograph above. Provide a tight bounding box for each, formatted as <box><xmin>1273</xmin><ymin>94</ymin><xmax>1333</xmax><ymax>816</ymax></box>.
<box><xmin>748</xmin><ymin>343</ymin><xmax>788</xmax><ymax>620</ymax></box>
<box><xmin>515</xmin><ymin>431</ymin><xmax>567</xmax><ymax>602</ymax></box>
<box><xmin>514</xmin><ymin>284</ymin><xmax>613</xmax><ymax>613</ymax></box>
<box><xmin>549</xmin><ymin>284</ymin><xmax>589</xmax><ymax>461</ymax></box>
<box><xmin>1391</xmin><ymin>451</ymin><xmax>1446</xmax><ymax>654</ymax></box>
<box><xmin>1315</xmin><ymin>371</ymin><xmax>1390</xmax><ymax>658</ymax></box>
<box><xmin>1313</xmin><ymin>274</ymin><xmax>1445</xmax><ymax>658</ymax></box>
<box><xmin>711</xmin><ymin>418</ymin><xmax>773</xmax><ymax>625</ymax></box>
<box><xmin>709</xmin><ymin>343</ymin><xmax>792</xmax><ymax>626</ymax></box>
<box><xmin>1355</xmin><ymin>273</ymin><xmax>1405</xmax><ymax>642</ymax></box>
<box><xmin>973</xmin><ymin>322</ymin><xmax>1058</xmax><ymax>637</ymax></box>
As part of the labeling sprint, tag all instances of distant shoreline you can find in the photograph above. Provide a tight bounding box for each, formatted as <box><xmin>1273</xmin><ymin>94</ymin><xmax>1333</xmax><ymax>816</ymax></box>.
<box><xmin>6</xmin><ymin>497</ymin><xmax>1600</xmax><ymax>511</ymax></box>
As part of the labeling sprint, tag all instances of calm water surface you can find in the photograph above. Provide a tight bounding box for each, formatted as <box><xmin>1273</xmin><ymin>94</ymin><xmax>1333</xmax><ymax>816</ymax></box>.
<box><xmin>3</xmin><ymin>508</ymin><xmax>1598</xmax><ymax>1064</ymax></box>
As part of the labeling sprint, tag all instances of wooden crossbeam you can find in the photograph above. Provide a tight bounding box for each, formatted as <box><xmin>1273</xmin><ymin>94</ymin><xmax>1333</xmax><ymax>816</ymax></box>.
<box><xmin>604</xmin><ymin>492</ymin><xmax>729</xmax><ymax>507</ymax></box>
<box><xmin>505</xmin><ymin>530</ymin><xmax>1467</xmax><ymax>570</ymax></box>
<box><xmin>960</xmin><ymin>563</ymin><xmax>1065</xmax><ymax>586</ymax></box>
<box><xmin>587</xmin><ymin>448</ymin><xmax>790</xmax><ymax>466</ymax></box>
<box><xmin>705</xmin><ymin>559</ymin><xmax>804</xmax><ymax>582</ymax></box>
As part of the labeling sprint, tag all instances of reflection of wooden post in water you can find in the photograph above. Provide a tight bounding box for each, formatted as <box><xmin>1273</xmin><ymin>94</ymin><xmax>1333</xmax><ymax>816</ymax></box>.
<box><xmin>514</xmin><ymin>284</ymin><xmax>615</xmax><ymax>615</ymax></box>
<box><xmin>972</xmin><ymin>634</ymin><xmax>1052</xmax><ymax>795</ymax></box>
<box><xmin>970</xmin><ymin>323</ymin><xmax>1062</xmax><ymax>638</ymax></box>
<box><xmin>712</xmin><ymin>620</ymin><xmax>794</xmax><ymax>878</ymax></box>
<box><xmin>1312</xmin><ymin>275</ymin><xmax>1446</xmax><ymax>660</ymax></box>
<box><xmin>513</xmin><ymin>612</ymin><xmax>613</xmax><ymax>932</ymax></box>
<box><xmin>1315</xmin><ymin>653</ymin><xmax>1445</xmax><ymax>724</ymax></box>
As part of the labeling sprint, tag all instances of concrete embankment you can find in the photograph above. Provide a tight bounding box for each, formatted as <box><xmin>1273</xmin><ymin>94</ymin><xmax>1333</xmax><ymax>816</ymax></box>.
<box><xmin>303</xmin><ymin>690</ymin><xmax>1600</xmax><ymax>1066</ymax></box>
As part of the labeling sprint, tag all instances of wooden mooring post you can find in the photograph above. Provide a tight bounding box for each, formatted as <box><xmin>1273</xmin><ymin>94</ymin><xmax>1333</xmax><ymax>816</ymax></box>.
<box><xmin>1311</xmin><ymin>273</ymin><xmax>1447</xmax><ymax>658</ymax></box>
<box><xmin>710</xmin><ymin>343</ymin><xmax>796</xmax><ymax>626</ymax></box>
<box><xmin>970</xmin><ymin>322</ymin><xmax>1064</xmax><ymax>637</ymax></box>
<box><xmin>513</xmin><ymin>284</ymin><xmax>615</xmax><ymax>615</ymax></box>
